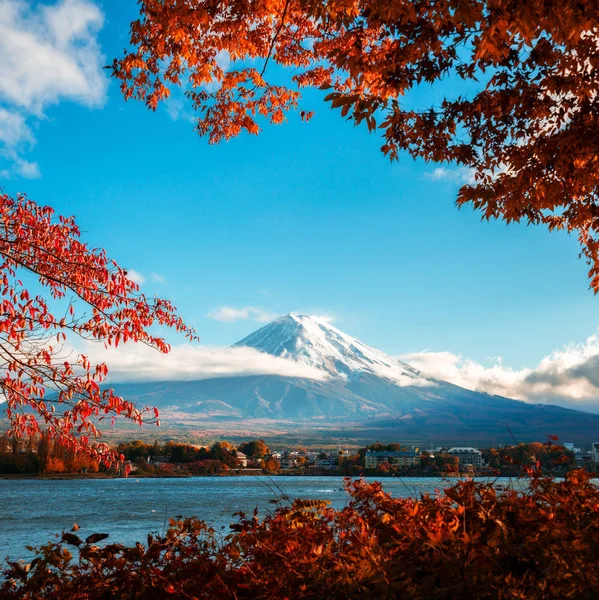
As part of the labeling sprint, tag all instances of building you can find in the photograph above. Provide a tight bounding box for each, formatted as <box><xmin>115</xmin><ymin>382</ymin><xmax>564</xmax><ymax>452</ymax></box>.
<box><xmin>235</xmin><ymin>451</ymin><xmax>248</xmax><ymax>468</ymax></box>
<box><xmin>575</xmin><ymin>452</ymin><xmax>593</xmax><ymax>468</ymax></box>
<box><xmin>447</xmin><ymin>447</ymin><xmax>483</xmax><ymax>468</ymax></box>
<box><xmin>364</xmin><ymin>450</ymin><xmax>420</xmax><ymax>469</ymax></box>
<box><xmin>592</xmin><ymin>442</ymin><xmax>599</xmax><ymax>463</ymax></box>
<box><xmin>315</xmin><ymin>454</ymin><xmax>337</xmax><ymax>469</ymax></box>
<box><xmin>280</xmin><ymin>452</ymin><xmax>301</xmax><ymax>469</ymax></box>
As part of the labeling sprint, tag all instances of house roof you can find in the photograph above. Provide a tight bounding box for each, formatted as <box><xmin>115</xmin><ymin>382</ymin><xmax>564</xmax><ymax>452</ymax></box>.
<box><xmin>448</xmin><ymin>447</ymin><xmax>482</xmax><ymax>454</ymax></box>
<box><xmin>365</xmin><ymin>451</ymin><xmax>419</xmax><ymax>457</ymax></box>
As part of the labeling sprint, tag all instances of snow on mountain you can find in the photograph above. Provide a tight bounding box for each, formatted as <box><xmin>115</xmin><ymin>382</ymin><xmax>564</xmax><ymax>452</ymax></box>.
<box><xmin>234</xmin><ymin>313</ymin><xmax>431</xmax><ymax>387</ymax></box>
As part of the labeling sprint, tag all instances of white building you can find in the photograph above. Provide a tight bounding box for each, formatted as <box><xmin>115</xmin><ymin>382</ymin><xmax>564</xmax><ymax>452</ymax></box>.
<box><xmin>592</xmin><ymin>442</ymin><xmax>599</xmax><ymax>463</ymax></box>
<box><xmin>447</xmin><ymin>447</ymin><xmax>483</xmax><ymax>468</ymax></box>
<box><xmin>364</xmin><ymin>450</ymin><xmax>420</xmax><ymax>469</ymax></box>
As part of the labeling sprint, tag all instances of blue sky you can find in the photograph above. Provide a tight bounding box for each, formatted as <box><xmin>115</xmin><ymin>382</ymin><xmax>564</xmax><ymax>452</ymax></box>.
<box><xmin>2</xmin><ymin>0</ymin><xmax>599</xmax><ymax>410</ymax></box>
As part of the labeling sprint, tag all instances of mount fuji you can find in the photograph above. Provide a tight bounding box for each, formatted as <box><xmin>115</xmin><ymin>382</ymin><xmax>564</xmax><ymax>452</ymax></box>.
<box><xmin>233</xmin><ymin>314</ymin><xmax>424</xmax><ymax>384</ymax></box>
<box><xmin>109</xmin><ymin>314</ymin><xmax>599</xmax><ymax>445</ymax></box>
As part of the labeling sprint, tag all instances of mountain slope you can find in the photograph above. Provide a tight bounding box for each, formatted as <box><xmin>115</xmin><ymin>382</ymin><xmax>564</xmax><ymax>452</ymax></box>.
<box><xmin>108</xmin><ymin>314</ymin><xmax>599</xmax><ymax>445</ymax></box>
<box><xmin>234</xmin><ymin>313</ymin><xmax>422</xmax><ymax>383</ymax></box>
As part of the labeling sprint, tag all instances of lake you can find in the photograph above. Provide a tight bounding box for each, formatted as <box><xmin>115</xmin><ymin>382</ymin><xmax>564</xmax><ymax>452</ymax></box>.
<box><xmin>0</xmin><ymin>475</ymin><xmax>525</xmax><ymax>562</ymax></box>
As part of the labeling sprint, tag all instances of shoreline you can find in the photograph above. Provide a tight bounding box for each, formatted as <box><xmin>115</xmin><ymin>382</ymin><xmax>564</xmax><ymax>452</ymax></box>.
<box><xmin>0</xmin><ymin>471</ymin><xmax>464</xmax><ymax>481</ymax></box>
<box><xmin>0</xmin><ymin>469</ymin><xmax>563</xmax><ymax>481</ymax></box>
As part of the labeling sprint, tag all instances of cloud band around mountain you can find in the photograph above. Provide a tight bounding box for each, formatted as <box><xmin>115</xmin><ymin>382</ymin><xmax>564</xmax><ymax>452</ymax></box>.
<box><xmin>19</xmin><ymin>321</ymin><xmax>599</xmax><ymax>414</ymax></box>
<box><xmin>400</xmin><ymin>330</ymin><xmax>599</xmax><ymax>413</ymax></box>
<box><xmin>77</xmin><ymin>341</ymin><xmax>328</xmax><ymax>383</ymax></box>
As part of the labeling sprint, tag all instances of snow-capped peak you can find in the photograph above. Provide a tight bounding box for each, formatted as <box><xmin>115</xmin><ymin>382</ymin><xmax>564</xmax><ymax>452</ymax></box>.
<box><xmin>234</xmin><ymin>313</ymin><xmax>428</xmax><ymax>386</ymax></box>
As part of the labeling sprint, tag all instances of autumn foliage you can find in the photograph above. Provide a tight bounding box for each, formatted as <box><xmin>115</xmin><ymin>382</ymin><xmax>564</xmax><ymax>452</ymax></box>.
<box><xmin>114</xmin><ymin>0</ymin><xmax>599</xmax><ymax>289</ymax></box>
<box><xmin>0</xmin><ymin>193</ymin><xmax>196</xmax><ymax>461</ymax></box>
<box><xmin>4</xmin><ymin>470</ymin><xmax>599</xmax><ymax>599</ymax></box>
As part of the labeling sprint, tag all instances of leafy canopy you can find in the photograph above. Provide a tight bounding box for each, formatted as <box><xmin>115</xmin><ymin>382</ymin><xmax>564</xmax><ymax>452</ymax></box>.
<box><xmin>113</xmin><ymin>0</ymin><xmax>599</xmax><ymax>289</ymax></box>
<box><xmin>0</xmin><ymin>193</ymin><xmax>197</xmax><ymax>461</ymax></box>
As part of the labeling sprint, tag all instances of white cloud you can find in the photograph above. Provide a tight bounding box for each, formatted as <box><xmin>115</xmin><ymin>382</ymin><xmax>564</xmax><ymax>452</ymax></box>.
<box><xmin>165</xmin><ymin>96</ymin><xmax>186</xmax><ymax>122</ymax></box>
<box><xmin>124</xmin><ymin>270</ymin><xmax>165</xmax><ymax>285</ymax></box>
<box><xmin>367</xmin><ymin>362</ymin><xmax>435</xmax><ymax>388</ymax></box>
<box><xmin>399</xmin><ymin>330</ymin><xmax>599</xmax><ymax>412</ymax></box>
<box><xmin>126</xmin><ymin>269</ymin><xmax>145</xmax><ymax>285</ymax></box>
<box><xmin>0</xmin><ymin>0</ymin><xmax>106</xmax><ymax>111</ymax></box>
<box><xmin>0</xmin><ymin>107</ymin><xmax>33</xmax><ymax>146</ymax></box>
<box><xmin>0</xmin><ymin>0</ymin><xmax>107</xmax><ymax>178</ymax></box>
<box><xmin>1</xmin><ymin>147</ymin><xmax>40</xmax><ymax>178</ymax></box>
<box><xmin>208</xmin><ymin>306</ymin><xmax>278</xmax><ymax>324</ymax></box>
<box><xmin>425</xmin><ymin>166</ymin><xmax>476</xmax><ymax>184</ymax></box>
<box><xmin>78</xmin><ymin>341</ymin><xmax>327</xmax><ymax>383</ymax></box>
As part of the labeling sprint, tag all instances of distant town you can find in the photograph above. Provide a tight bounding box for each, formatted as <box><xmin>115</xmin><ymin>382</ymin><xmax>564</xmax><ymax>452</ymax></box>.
<box><xmin>2</xmin><ymin>434</ymin><xmax>599</xmax><ymax>478</ymax></box>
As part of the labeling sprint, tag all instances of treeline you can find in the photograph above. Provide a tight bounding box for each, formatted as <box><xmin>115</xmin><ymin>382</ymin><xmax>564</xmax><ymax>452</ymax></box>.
<box><xmin>334</xmin><ymin>441</ymin><xmax>579</xmax><ymax>477</ymax></box>
<box><xmin>0</xmin><ymin>435</ymin><xmax>276</xmax><ymax>476</ymax></box>
<box><xmin>0</xmin><ymin>436</ymin><xmax>582</xmax><ymax>478</ymax></box>
<box><xmin>482</xmin><ymin>441</ymin><xmax>577</xmax><ymax>474</ymax></box>
<box><xmin>117</xmin><ymin>439</ymin><xmax>274</xmax><ymax>477</ymax></box>
<box><xmin>0</xmin><ymin>434</ymin><xmax>99</xmax><ymax>475</ymax></box>
<box><xmin>337</xmin><ymin>444</ymin><xmax>459</xmax><ymax>476</ymax></box>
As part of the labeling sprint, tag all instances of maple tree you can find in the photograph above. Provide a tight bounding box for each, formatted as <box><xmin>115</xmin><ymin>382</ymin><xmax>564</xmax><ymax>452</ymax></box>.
<box><xmin>0</xmin><ymin>192</ymin><xmax>197</xmax><ymax>462</ymax></box>
<box><xmin>113</xmin><ymin>0</ymin><xmax>599</xmax><ymax>289</ymax></box>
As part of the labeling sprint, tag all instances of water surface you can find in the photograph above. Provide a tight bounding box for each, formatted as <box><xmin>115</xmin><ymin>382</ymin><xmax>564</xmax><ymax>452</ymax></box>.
<box><xmin>0</xmin><ymin>475</ymin><xmax>523</xmax><ymax>561</ymax></box>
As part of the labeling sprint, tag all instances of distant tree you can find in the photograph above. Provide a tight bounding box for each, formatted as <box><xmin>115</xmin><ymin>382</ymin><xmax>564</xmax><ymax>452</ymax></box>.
<box><xmin>114</xmin><ymin>1</ymin><xmax>599</xmax><ymax>290</ymax></box>
<box><xmin>117</xmin><ymin>440</ymin><xmax>157</xmax><ymax>462</ymax></box>
<box><xmin>434</xmin><ymin>453</ymin><xmax>459</xmax><ymax>472</ymax></box>
<box><xmin>187</xmin><ymin>459</ymin><xmax>228</xmax><ymax>476</ymax></box>
<box><xmin>213</xmin><ymin>441</ymin><xmax>234</xmax><ymax>452</ymax></box>
<box><xmin>419</xmin><ymin>450</ymin><xmax>433</xmax><ymax>469</ymax></box>
<box><xmin>237</xmin><ymin>440</ymin><xmax>270</xmax><ymax>459</ymax></box>
<box><xmin>45</xmin><ymin>457</ymin><xmax>67</xmax><ymax>474</ymax></box>
<box><xmin>377</xmin><ymin>461</ymin><xmax>395</xmax><ymax>474</ymax></box>
<box><xmin>211</xmin><ymin>442</ymin><xmax>240</xmax><ymax>467</ymax></box>
<box><xmin>37</xmin><ymin>431</ymin><xmax>51</xmax><ymax>473</ymax></box>
<box><xmin>261</xmin><ymin>457</ymin><xmax>280</xmax><ymax>473</ymax></box>
<box><xmin>164</xmin><ymin>442</ymin><xmax>203</xmax><ymax>463</ymax></box>
<box><xmin>0</xmin><ymin>193</ymin><xmax>197</xmax><ymax>462</ymax></box>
